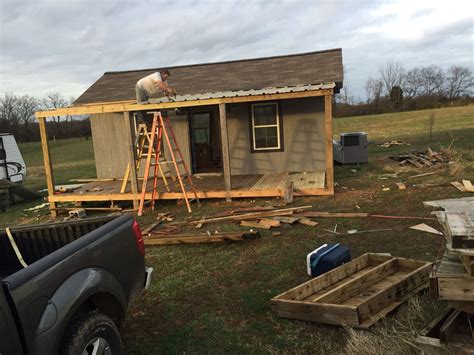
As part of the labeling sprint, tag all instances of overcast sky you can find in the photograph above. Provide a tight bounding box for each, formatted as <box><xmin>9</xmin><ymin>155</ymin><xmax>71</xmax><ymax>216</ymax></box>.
<box><xmin>0</xmin><ymin>0</ymin><xmax>472</xmax><ymax>101</ymax></box>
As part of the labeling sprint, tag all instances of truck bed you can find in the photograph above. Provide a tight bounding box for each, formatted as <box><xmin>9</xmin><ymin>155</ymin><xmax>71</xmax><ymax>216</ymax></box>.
<box><xmin>0</xmin><ymin>215</ymin><xmax>116</xmax><ymax>277</ymax></box>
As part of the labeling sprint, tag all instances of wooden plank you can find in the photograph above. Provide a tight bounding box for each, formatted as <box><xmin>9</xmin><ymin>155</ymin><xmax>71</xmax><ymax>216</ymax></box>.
<box><xmin>35</xmin><ymin>89</ymin><xmax>335</xmax><ymax>118</ymax></box>
<box><xmin>144</xmin><ymin>231</ymin><xmax>259</xmax><ymax>245</ymax></box>
<box><xmin>258</xmin><ymin>218</ymin><xmax>281</xmax><ymax>228</ymax></box>
<box><xmin>219</xmin><ymin>103</ymin><xmax>231</xmax><ymax>201</ymax></box>
<box><xmin>296</xmin><ymin>218</ymin><xmax>318</xmax><ymax>226</ymax></box>
<box><xmin>123</xmin><ymin>111</ymin><xmax>139</xmax><ymax>209</ymax></box>
<box><xmin>300</xmin><ymin>212</ymin><xmax>369</xmax><ymax>218</ymax></box>
<box><xmin>37</xmin><ymin>117</ymin><xmax>57</xmax><ymax>217</ymax></box>
<box><xmin>240</xmin><ymin>220</ymin><xmax>272</xmax><ymax>229</ymax></box>
<box><xmin>324</xmin><ymin>94</ymin><xmax>334</xmax><ymax>190</ymax></box>
<box><xmin>270</xmin><ymin>300</ymin><xmax>359</xmax><ymax>326</ymax></box>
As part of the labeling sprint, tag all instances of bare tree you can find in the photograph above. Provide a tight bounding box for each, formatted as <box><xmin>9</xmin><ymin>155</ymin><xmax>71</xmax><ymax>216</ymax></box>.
<box><xmin>0</xmin><ymin>93</ymin><xmax>20</xmax><ymax>126</ymax></box>
<box><xmin>445</xmin><ymin>65</ymin><xmax>474</xmax><ymax>99</ymax></box>
<box><xmin>364</xmin><ymin>77</ymin><xmax>383</xmax><ymax>103</ymax></box>
<box><xmin>42</xmin><ymin>92</ymin><xmax>73</xmax><ymax>138</ymax></box>
<box><xmin>402</xmin><ymin>68</ymin><xmax>422</xmax><ymax>99</ymax></box>
<box><xmin>379</xmin><ymin>61</ymin><xmax>404</xmax><ymax>95</ymax></box>
<box><xmin>17</xmin><ymin>95</ymin><xmax>39</xmax><ymax>126</ymax></box>
<box><xmin>419</xmin><ymin>65</ymin><xmax>444</xmax><ymax>96</ymax></box>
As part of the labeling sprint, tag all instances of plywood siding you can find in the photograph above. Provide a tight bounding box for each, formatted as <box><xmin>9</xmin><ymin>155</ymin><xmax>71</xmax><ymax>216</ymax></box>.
<box><xmin>91</xmin><ymin>113</ymin><xmax>129</xmax><ymax>179</ymax></box>
<box><xmin>91</xmin><ymin>112</ymin><xmax>191</xmax><ymax>179</ymax></box>
<box><xmin>226</xmin><ymin>97</ymin><xmax>326</xmax><ymax>175</ymax></box>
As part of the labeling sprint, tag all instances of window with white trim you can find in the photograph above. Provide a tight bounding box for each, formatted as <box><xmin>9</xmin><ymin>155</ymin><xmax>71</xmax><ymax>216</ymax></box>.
<box><xmin>251</xmin><ymin>102</ymin><xmax>281</xmax><ymax>151</ymax></box>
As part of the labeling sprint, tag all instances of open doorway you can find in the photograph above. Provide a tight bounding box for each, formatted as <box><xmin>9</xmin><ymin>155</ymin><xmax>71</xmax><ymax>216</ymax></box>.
<box><xmin>189</xmin><ymin>111</ymin><xmax>222</xmax><ymax>173</ymax></box>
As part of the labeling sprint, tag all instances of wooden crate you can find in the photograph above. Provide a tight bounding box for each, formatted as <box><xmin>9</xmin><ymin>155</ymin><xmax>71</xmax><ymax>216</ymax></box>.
<box><xmin>416</xmin><ymin>308</ymin><xmax>474</xmax><ymax>354</ymax></box>
<box><xmin>430</xmin><ymin>252</ymin><xmax>474</xmax><ymax>302</ymax></box>
<box><xmin>271</xmin><ymin>253</ymin><xmax>431</xmax><ymax>328</ymax></box>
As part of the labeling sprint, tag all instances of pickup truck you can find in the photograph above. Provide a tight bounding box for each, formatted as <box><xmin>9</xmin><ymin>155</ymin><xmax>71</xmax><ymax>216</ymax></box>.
<box><xmin>0</xmin><ymin>214</ymin><xmax>152</xmax><ymax>355</ymax></box>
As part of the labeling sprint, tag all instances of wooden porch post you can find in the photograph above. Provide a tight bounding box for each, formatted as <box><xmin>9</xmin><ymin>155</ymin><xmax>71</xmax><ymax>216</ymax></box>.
<box><xmin>123</xmin><ymin>111</ymin><xmax>139</xmax><ymax>209</ymax></box>
<box><xmin>219</xmin><ymin>103</ymin><xmax>232</xmax><ymax>202</ymax></box>
<box><xmin>324</xmin><ymin>94</ymin><xmax>334</xmax><ymax>192</ymax></box>
<box><xmin>37</xmin><ymin>116</ymin><xmax>57</xmax><ymax>217</ymax></box>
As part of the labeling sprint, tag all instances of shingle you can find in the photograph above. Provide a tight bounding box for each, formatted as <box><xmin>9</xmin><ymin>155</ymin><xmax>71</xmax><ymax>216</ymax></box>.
<box><xmin>74</xmin><ymin>48</ymin><xmax>343</xmax><ymax>105</ymax></box>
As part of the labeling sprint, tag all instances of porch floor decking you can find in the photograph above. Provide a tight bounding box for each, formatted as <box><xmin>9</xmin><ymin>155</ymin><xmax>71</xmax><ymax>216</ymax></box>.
<box><xmin>51</xmin><ymin>172</ymin><xmax>327</xmax><ymax>203</ymax></box>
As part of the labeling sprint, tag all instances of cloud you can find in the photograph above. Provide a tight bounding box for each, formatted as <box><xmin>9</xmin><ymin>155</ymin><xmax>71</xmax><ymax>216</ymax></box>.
<box><xmin>0</xmin><ymin>0</ymin><xmax>472</xmax><ymax>101</ymax></box>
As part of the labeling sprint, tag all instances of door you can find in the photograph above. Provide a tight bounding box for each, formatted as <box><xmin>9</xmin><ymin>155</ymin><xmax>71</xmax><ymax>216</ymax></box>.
<box><xmin>189</xmin><ymin>112</ymin><xmax>221</xmax><ymax>173</ymax></box>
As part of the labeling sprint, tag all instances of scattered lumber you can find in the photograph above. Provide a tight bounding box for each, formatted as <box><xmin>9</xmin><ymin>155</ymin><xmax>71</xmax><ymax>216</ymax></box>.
<box><xmin>296</xmin><ymin>218</ymin><xmax>318</xmax><ymax>227</ymax></box>
<box><xmin>271</xmin><ymin>253</ymin><xmax>431</xmax><ymax>328</ymax></box>
<box><xmin>190</xmin><ymin>205</ymin><xmax>312</xmax><ymax>225</ymax></box>
<box><xmin>408</xmin><ymin>171</ymin><xmax>441</xmax><ymax>179</ymax></box>
<box><xmin>299</xmin><ymin>212</ymin><xmax>369</xmax><ymax>218</ymax></box>
<box><xmin>208</xmin><ymin>206</ymin><xmax>275</xmax><ymax>218</ymax></box>
<box><xmin>144</xmin><ymin>231</ymin><xmax>260</xmax><ymax>245</ymax></box>
<box><xmin>390</xmin><ymin>149</ymin><xmax>451</xmax><ymax>168</ymax></box>
<box><xmin>379</xmin><ymin>140</ymin><xmax>411</xmax><ymax>147</ymax></box>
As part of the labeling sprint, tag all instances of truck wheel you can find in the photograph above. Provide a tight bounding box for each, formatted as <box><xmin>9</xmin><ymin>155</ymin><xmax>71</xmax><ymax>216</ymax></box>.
<box><xmin>60</xmin><ymin>311</ymin><xmax>123</xmax><ymax>355</ymax></box>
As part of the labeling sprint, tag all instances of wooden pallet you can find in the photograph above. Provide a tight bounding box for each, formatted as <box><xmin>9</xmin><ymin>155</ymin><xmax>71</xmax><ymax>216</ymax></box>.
<box><xmin>430</xmin><ymin>252</ymin><xmax>474</xmax><ymax>302</ymax></box>
<box><xmin>416</xmin><ymin>308</ymin><xmax>474</xmax><ymax>354</ymax></box>
<box><xmin>271</xmin><ymin>253</ymin><xmax>431</xmax><ymax>328</ymax></box>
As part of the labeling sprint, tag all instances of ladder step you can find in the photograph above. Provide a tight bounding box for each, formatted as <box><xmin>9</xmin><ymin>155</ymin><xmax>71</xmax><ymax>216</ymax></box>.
<box><xmin>159</xmin><ymin>160</ymin><xmax>183</xmax><ymax>164</ymax></box>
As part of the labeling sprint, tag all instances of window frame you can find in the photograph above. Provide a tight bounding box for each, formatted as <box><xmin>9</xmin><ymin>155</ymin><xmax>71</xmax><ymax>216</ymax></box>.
<box><xmin>249</xmin><ymin>101</ymin><xmax>284</xmax><ymax>153</ymax></box>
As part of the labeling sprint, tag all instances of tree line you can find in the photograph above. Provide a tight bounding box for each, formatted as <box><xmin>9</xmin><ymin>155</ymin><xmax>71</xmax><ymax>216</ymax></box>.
<box><xmin>335</xmin><ymin>63</ymin><xmax>473</xmax><ymax>117</ymax></box>
<box><xmin>0</xmin><ymin>92</ymin><xmax>91</xmax><ymax>142</ymax></box>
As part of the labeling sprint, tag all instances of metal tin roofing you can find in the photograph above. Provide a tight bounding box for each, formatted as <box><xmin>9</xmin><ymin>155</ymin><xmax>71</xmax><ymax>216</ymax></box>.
<box><xmin>147</xmin><ymin>83</ymin><xmax>336</xmax><ymax>104</ymax></box>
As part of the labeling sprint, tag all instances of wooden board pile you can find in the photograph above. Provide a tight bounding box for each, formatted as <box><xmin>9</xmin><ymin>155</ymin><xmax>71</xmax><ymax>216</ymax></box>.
<box><xmin>190</xmin><ymin>205</ymin><xmax>318</xmax><ymax>230</ymax></box>
<box><xmin>390</xmin><ymin>148</ymin><xmax>451</xmax><ymax>168</ymax></box>
<box><xmin>416</xmin><ymin>196</ymin><xmax>474</xmax><ymax>353</ymax></box>
<box><xmin>271</xmin><ymin>253</ymin><xmax>431</xmax><ymax>328</ymax></box>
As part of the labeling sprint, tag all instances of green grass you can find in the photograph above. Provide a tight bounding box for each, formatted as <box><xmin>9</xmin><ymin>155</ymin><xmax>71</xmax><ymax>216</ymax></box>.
<box><xmin>5</xmin><ymin>106</ymin><xmax>474</xmax><ymax>353</ymax></box>
<box><xmin>20</xmin><ymin>137</ymin><xmax>96</xmax><ymax>190</ymax></box>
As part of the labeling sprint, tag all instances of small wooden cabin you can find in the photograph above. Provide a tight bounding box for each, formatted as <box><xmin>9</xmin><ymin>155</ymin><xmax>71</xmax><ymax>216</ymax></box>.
<box><xmin>36</xmin><ymin>49</ymin><xmax>343</xmax><ymax>216</ymax></box>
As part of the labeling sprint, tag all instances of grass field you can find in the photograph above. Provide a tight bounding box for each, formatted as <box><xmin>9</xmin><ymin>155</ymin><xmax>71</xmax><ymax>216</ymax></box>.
<box><xmin>6</xmin><ymin>105</ymin><xmax>474</xmax><ymax>353</ymax></box>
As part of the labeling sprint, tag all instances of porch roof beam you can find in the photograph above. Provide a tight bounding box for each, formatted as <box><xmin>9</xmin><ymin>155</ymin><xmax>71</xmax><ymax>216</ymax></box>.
<box><xmin>35</xmin><ymin>88</ymin><xmax>334</xmax><ymax>118</ymax></box>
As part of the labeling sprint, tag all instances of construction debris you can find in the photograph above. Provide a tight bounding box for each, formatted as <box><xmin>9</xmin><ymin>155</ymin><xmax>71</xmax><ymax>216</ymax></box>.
<box><xmin>379</xmin><ymin>140</ymin><xmax>411</xmax><ymax>147</ymax></box>
<box><xmin>452</xmin><ymin>179</ymin><xmax>474</xmax><ymax>192</ymax></box>
<box><xmin>144</xmin><ymin>230</ymin><xmax>260</xmax><ymax>245</ymax></box>
<box><xmin>240</xmin><ymin>220</ymin><xmax>272</xmax><ymax>230</ymax></box>
<box><xmin>190</xmin><ymin>205</ymin><xmax>312</xmax><ymax>225</ymax></box>
<box><xmin>299</xmin><ymin>212</ymin><xmax>369</xmax><ymax>218</ymax></box>
<box><xmin>68</xmin><ymin>208</ymin><xmax>86</xmax><ymax>219</ymax></box>
<box><xmin>410</xmin><ymin>223</ymin><xmax>443</xmax><ymax>235</ymax></box>
<box><xmin>408</xmin><ymin>171</ymin><xmax>441</xmax><ymax>179</ymax></box>
<box><xmin>390</xmin><ymin>149</ymin><xmax>451</xmax><ymax>168</ymax></box>
<box><xmin>273</xmin><ymin>216</ymin><xmax>299</xmax><ymax>224</ymax></box>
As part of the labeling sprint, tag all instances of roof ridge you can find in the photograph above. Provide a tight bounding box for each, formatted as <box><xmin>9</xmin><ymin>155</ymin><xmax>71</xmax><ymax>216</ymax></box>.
<box><xmin>104</xmin><ymin>48</ymin><xmax>342</xmax><ymax>75</ymax></box>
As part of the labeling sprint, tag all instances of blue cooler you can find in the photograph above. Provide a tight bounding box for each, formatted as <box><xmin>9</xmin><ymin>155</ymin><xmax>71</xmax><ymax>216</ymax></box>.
<box><xmin>306</xmin><ymin>243</ymin><xmax>351</xmax><ymax>277</ymax></box>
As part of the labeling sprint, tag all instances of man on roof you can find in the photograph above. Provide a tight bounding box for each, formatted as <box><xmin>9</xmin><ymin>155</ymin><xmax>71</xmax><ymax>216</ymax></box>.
<box><xmin>135</xmin><ymin>69</ymin><xmax>176</xmax><ymax>104</ymax></box>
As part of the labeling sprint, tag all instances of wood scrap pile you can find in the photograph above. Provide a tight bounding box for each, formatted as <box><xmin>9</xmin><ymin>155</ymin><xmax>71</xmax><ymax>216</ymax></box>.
<box><xmin>451</xmin><ymin>180</ymin><xmax>474</xmax><ymax>193</ymax></box>
<box><xmin>191</xmin><ymin>205</ymin><xmax>318</xmax><ymax>230</ymax></box>
<box><xmin>379</xmin><ymin>140</ymin><xmax>411</xmax><ymax>147</ymax></box>
<box><xmin>390</xmin><ymin>148</ymin><xmax>451</xmax><ymax>168</ymax></box>
<box><xmin>416</xmin><ymin>196</ymin><xmax>474</xmax><ymax>352</ymax></box>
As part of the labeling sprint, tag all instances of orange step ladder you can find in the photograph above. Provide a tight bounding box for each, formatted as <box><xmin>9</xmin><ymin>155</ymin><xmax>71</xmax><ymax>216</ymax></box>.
<box><xmin>137</xmin><ymin>112</ymin><xmax>200</xmax><ymax>216</ymax></box>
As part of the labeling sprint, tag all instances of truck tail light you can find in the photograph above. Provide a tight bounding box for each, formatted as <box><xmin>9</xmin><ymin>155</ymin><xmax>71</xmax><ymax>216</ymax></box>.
<box><xmin>132</xmin><ymin>220</ymin><xmax>145</xmax><ymax>256</ymax></box>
